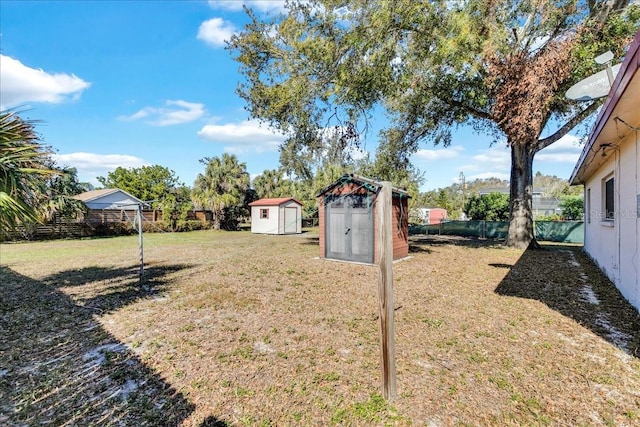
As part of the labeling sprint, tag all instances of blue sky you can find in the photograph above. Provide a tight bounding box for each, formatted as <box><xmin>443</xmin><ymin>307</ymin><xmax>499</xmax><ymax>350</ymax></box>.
<box><xmin>1</xmin><ymin>0</ymin><xmax>588</xmax><ymax>191</ymax></box>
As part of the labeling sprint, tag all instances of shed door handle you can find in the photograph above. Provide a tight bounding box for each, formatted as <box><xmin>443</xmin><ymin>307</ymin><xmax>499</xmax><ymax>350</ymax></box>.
<box><xmin>345</xmin><ymin>227</ymin><xmax>351</xmax><ymax>235</ymax></box>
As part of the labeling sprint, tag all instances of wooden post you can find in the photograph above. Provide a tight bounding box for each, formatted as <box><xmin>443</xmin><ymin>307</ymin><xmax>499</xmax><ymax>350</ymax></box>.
<box><xmin>377</xmin><ymin>182</ymin><xmax>396</xmax><ymax>400</ymax></box>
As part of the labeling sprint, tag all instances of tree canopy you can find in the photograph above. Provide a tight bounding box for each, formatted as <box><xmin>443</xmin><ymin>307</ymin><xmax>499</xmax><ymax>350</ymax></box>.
<box><xmin>229</xmin><ymin>0</ymin><xmax>639</xmax><ymax>248</ymax></box>
<box><xmin>97</xmin><ymin>165</ymin><xmax>185</xmax><ymax>208</ymax></box>
<box><xmin>464</xmin><ymin>192</ymin><xmax>511</xmax><ymax>221</ymax></box>
<box><xmin>39</xmin><ymin>167</ymin><xmax>88</xmax><ymax>222</ymax></box>
<box><xmin>192</xmin><ymin>153</ymin><xmax>252</xmax><ymax>230</ymax></box>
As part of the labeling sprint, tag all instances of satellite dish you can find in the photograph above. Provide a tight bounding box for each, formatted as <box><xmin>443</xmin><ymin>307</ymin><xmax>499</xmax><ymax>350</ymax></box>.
<box><xmin>594</xmin><ymin>51</ymin><xmax>614</xmax><ymax>64</ymax></box>
<box><xmin>566</xmin><ymin>63</ymin><xmax>622</xmax><ymax>101</ymax></box>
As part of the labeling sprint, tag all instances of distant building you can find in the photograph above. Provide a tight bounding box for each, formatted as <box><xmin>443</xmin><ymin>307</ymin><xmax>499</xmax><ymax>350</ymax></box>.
<box><xmin>73</xmin><ymin>189</ymin><xmax>153</xmax><ymax>225</ymax></box>
<box><xmin>569</xmin><ymin>29</ymin><xmax>640</xmax><ymax>312</ymax></box>
<box><xmin>416</xmin><ymin>207</ymin><xmax>448</xmax><ymax>224</ymax></box>
<box><xmin>74</xmin><ymin>188</ymin><xmax>143</xmax><ymax>210</ymax></box>
<box><xmin>478</xmin><ymin>188</ymin><xmax>560</xmax><ymax>218</ymax></box>
<box><xmin>248</xmin><ymin>198</ymin><xmax>303</xmax><ymax>235</ymax></box>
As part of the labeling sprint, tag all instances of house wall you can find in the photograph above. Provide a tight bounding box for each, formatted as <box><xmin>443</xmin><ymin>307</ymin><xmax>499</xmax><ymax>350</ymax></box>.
<box><xmin>85</xmin><ymin>191</ymin><xmax>141</xmax><ymax>210</ymax></box>
<box><xmin>584</xmin><ymin>132</ymin><xmax>639</xmax><ymax>310</ymax></box>
<box><xmin>251</xmin><ymin>205</ymin><xmax>280</xmax><ymax>234</ymax></box>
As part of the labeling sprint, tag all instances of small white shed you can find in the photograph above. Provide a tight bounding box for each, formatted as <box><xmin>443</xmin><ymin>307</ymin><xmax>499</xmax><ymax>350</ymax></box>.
<box><xmin>249</xmin><ymin>198</ymin><xmax>303</xmax><ymax>234</ymax></box>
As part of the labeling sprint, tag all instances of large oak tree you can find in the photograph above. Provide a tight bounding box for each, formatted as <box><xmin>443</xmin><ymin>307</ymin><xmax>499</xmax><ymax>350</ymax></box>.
<box><xmin>229</xmin><ymin>0</ymin><xmax>639</xmax><ymax>248</ymax></box>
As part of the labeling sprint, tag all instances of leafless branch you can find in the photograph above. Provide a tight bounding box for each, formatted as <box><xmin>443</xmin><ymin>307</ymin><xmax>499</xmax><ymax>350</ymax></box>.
<box><xmin>535</xmin><ymin>101</ymin><xmax>601</xmax><ymax>152</ymax></box>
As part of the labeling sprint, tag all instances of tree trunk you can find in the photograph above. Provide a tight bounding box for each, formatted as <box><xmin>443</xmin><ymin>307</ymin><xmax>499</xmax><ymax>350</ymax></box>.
<box><xmin>506</xmin><ymin>142</ymin><xmax>537</xmax><ymax>249</ymax></box>
<box><xmin>212</xmin><ymin>209</ymin><xmax>222</xmax><ymax>230</ymax></box>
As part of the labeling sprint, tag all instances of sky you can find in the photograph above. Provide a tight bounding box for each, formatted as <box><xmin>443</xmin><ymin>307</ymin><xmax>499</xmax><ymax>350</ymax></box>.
<box><xmin>0</xmin><ymin>0</ymin><xmax>591</xmax><ymax>192</ymax></box>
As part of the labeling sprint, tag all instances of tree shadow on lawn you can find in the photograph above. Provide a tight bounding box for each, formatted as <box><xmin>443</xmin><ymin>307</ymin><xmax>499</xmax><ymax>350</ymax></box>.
<box><xmin>0</xmin><ymin>265</ymin><xmax>229</xmax><ymax>426</ymax></box>
<box><xmin>495</xmin><ymin>245</ymin><xmax>640</xmax><ymax>358</ymax></box>
<box><xmin>299</xmin><ymin>236</ymin><xmax>319</xmax><ymax>246</ymax></box>
<box><xmin>409</xmin><ymin>235</ymin><xmax>504</xmax><ymax>252</ymax></box>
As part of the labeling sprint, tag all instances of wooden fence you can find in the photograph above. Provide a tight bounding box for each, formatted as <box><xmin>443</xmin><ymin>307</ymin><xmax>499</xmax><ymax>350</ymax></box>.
<box><xmin>1</xmin><ymin>209</ymin><xmax>216</xmax><ymax>241</ymax></box>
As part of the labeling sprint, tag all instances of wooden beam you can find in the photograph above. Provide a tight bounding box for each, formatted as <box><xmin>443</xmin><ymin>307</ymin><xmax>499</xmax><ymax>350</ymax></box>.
<box><xmin>377</xmin><ymin>182</ymin><xmax>397</xmax><ymax>400</ymax></box>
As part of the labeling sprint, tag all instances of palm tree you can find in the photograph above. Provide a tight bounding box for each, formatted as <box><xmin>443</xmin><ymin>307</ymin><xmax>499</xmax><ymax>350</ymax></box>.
<box><xmin>0</xmin><ymin>111</ymin><xmax>55</xmax><ymax>232</ymax></box>
<box><xmin>40</xmin><ymin>167</ymin><xmax>87</xmax><ymax>223</ymax></box>
<box><xmin>192</xmin><ymin>153</ymin><xmax>250</xmax><ymax>230</ymax></box>
<box><xmin>252</xmin><ymin>168</ymin><xmax>291</xmax><ymax>199</ymax></box>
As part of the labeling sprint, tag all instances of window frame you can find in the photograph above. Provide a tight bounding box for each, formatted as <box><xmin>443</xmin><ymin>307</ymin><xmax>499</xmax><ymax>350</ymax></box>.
<box><xmin>260</xmin><ymin>208</ymin><xmax>269</xmax><ymax>219</ymax></box>
<box><xmin>603</xmin><ymin>175</ymin><xmax>615</xmax><ymax>221</ymax></box>
<box><xmin>586</xmin><ymin>188</ymin><xmax>591</xmax><ymax>224</ymax></box>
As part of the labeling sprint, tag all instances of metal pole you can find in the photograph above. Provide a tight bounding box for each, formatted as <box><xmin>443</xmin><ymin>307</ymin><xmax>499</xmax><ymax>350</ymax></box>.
<box><xmin>377</xmin><ymin>182</ymin><xmax>396</xmax><ymax>400</ymax></box>
<box><xmin>138</xmin><ymin>203</ymin><xmax>144</xmax><ymax>287</ymax></box>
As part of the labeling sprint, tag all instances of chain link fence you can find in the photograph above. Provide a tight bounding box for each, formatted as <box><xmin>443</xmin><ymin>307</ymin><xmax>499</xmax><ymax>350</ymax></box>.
<box><xmin>409</xmin><ymin>220</ymin><xmax>584</xmax><ymax>243</ymax></box>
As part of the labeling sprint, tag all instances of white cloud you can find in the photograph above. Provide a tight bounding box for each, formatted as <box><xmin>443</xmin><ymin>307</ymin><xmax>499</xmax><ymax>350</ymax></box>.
<box><xmin>208</xmin><ymin>0</ymin><xmax>286</xmax><ymax>13</ymax></box>
<box><xmin>53</xmin><ymin>152</ymin><xmax>147</xmax><ymax>184</ymax></box>
<box><xmin>535</xmin><ymin>134</ymin><xmax>583</xmax><ymax>163</ymax></box>
<box><xmin>535</xmin><ymin>152</ymin><xmax>581</xmax><ymax>163</ymax></box>
<box><xmin>413</xmin><ymin>145</ymin><xmax>463</xmax><ymax>161</ymax></box>
<box><xmin>119</xmin><ymin>100</ymin><xmax>205</xmax><ymax>126</ymax></box>
<box><xmin>471</xmin><ymin>146</ymin><xmax>510</xmax><ymax>169</ymax></box>
<box><xmin>198</xmin><ymin>119</ymin><xmax>286</xmax><ymax>153</ymax></box>
<box><xmin>539</xmin><ymin>134</ymin><xmax>583</xmax><ymax>151</ymax></box>
<box><xmin>197</xmin><ymin>17</ymin><xmax>236</xmax><ymax>48</ymax></box>
<box><xmin>0</xmin><ymin>55</ymin><xmax>90</xmax><ymax>109</ymax></box>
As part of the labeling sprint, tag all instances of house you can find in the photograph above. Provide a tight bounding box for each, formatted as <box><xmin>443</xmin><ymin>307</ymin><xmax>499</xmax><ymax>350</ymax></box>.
<box><xmin>569</xmin><ymin>29</ymin><xmax>640</xmax><ymax>312</ymax></box>
<box><xmin>317</xmin><ymin>174</ymin><xmax>410</xmax><ymax>264</ymax></box>
<box><xmin>416</xmin><ymin>207</ymin><xmax>447</xmax><ymax>224</ymax></box>
<box><xmin>74</xmin><ymin>189</ymin><xmax>151</xmax><ymax>225</ymax></box>
<box><xmin>248</xmin><ymin>198</ymin><xmax>303</xmax><ymax>234</ymax></box>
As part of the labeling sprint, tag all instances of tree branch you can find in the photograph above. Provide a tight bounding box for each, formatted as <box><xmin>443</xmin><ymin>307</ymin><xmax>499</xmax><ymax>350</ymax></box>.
<box><xmin>447</xmin><ymin>98</ymin><xmax>492</xmax><ymax>121</ymax></box>
<box><xmin>535</xmin><ymin>101</ymin><xmax>601</xmax><ymax>152</ymax></box>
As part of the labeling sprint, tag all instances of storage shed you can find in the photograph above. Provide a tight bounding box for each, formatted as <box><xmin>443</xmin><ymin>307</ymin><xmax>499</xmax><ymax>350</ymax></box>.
<box><xmin>249</xmin><ymin>198</ymin><xmax>303</xmax><ymax>234</ymax></box>
<box><xmin>317</xmin><ymin>174</ymin><xmax>410</xmax><ymax>264</ymax></box>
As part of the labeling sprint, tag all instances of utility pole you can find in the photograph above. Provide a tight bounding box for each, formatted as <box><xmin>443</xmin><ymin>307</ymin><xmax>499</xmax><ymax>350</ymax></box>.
<box><xmin>459</xmin><ymin>172</ymin><xmax>466</xmax><ymax>219</ymax></box>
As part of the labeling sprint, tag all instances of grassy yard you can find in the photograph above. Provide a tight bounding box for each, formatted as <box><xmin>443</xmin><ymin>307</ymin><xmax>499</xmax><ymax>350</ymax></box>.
<box><xmin>1</xmin><ymin>230</ymin><xmax>639</xmax><ymax>426</ymax></box>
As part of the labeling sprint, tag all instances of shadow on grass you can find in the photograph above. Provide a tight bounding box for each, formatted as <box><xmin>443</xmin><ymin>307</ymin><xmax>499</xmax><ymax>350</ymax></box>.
<box><xmin>0</xmin><ymin>265</ymin><xmax>229</xmax><ymax>426</ymax></box>
<box><xmin>495</xmin><ymin>245</ymin><xmax>640</xmax><ymax>358</ymax></box>
<box><xmin>300</xmin><ymin>236</ymin><xmax>320</xmax><ymax>246</ymax></box>
<box><xmin>41</xmin><ymin>263</ymin><xmax>189</xmax><ymax>315</ymax></box>
<box><xmin>409</xmin><ymin>244</ymin><xmax>433</xmax><ymax>254</ymax></box>
<box><xmin>410</xmin><ymin>235</ymin><xmax>505</xmax><ymax>249</ymax></box>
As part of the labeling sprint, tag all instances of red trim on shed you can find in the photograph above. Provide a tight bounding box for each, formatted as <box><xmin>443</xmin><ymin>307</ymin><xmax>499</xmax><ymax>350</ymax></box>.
<box><xmin>249</xmin><ymin>198</ymin><xmax>302</xmax><ymax>207</ymax></box>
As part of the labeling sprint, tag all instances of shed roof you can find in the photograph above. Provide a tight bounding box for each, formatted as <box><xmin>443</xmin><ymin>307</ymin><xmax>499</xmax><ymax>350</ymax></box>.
<box><xmin>249</xmin><ymin>197</ymin><xmax>303</xmax><ymax>207</ymax></box>
<box><xmin>570</xmin><ymin>29</ymin><xmax>640</xmax><ymax>185</ymax></box>
<box><xmin>316</xmin><ymin>174</ymin><xmax>410</xmax><ymax>197</ymax></box>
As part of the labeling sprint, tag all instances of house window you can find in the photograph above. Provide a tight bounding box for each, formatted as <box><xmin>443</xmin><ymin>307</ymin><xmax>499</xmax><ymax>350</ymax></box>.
<box><xmin>604</xmin><ymin>176</ymin><xmax>614</xmax><ymax>220</ymax></box>
<box><xmin>260</xmin><ymin>208</ymin><xmax>269</xmax><ymax>219</ymax></box>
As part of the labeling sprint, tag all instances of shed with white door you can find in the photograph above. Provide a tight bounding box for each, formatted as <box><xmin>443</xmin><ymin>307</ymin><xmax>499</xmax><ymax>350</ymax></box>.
<box><xmin>249</xmin><ymin>198</ymin><xmax>303</xmax><ymax>234</ymax></box>
<box><xmin>317</xmin><ymin>174</ymin><xmax>410</xmax><ymax>264</ymax></box>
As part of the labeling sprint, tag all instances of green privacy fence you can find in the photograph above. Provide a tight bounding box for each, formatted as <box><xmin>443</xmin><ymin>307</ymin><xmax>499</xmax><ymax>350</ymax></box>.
<box><xmin>408</xmin><ymin>221</ymin><xmax>584</xmax><ymax>244</ymax></box>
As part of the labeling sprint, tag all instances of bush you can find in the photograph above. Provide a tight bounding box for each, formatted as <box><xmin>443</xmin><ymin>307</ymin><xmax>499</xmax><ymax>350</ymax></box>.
<box><xmin>464</xmin><ymin>193</ymin><xmax>510</xmax><ymax>221</ymax></box>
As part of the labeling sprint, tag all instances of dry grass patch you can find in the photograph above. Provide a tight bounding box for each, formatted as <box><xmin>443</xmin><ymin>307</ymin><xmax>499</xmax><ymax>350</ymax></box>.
<box><xmin>1</xmin><ymin>231</ymin><xmax>639</xmax><ymax>426</ymax></box>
